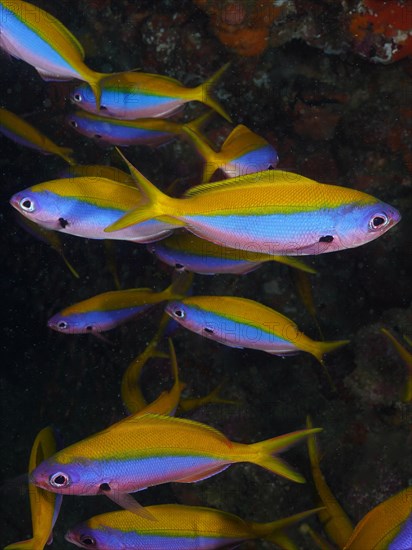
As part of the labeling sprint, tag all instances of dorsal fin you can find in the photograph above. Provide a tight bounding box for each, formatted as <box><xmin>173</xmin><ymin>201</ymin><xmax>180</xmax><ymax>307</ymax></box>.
<box><xmin>183</xmin><ymin>170</ymin><xmax>320</xmax><ymax>198</ymax></box>
<box><xmin>40</xmin><ymin>9</ymin><xmax>85</xmax><ymax>59</ymax></box>
<box><xmin>106</xmin><ymin>412</ymin><xmax>230</xmax><ymax>443</ymax></box>
<box><xmin>221</xmin><ymin>124</ymin><xmax>264</xmax><ymax>150</ymax></box>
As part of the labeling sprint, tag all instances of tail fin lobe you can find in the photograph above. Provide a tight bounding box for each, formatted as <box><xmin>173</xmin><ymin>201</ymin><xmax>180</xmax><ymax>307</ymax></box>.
<box><xmin>248</xmin><ymin>427</ymin><xmax>322</xmax><ymax>483</ymax></box>
<box><xmin>195</xmin><ymin>63</ymin><xmax>232</xmax><ymax>122</ymax></box>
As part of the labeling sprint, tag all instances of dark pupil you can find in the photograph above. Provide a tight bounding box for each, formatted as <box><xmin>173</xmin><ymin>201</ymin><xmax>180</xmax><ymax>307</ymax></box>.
<box><xmin>86</xmin><ymin>326</ymin><xmax>93</xmax><ymax>331</ymax></box>
<box><xmin>58</xmin><ymin>322</ymin><xmax>66</xmax><ymax>328</ymax></box>
<box><xmin>54</xmin><ymin>475</ymin><xmax>66</xmax><ymax>485</ymax></box>
<box><xmin>175</xmin><ymin>263</ymin><xmax>184</xmax><ymax>270</ymax></box>
<box><xmin>94</xmin><ymin>134</ymin><xmax>102</xmax><ymax>139</ymax></box>
<box><xmin>373</xmin><ymin>216</ymin><xmax>385</xmax><ymax>227</ymax></box>
<box><xmin>319</xmin><ymin>235</ymin><xmax>333</xmax><ymax>243</ymax></box>
<box><xmin>175</xmin><ymin>310</ymin><xmax>183</xmax><ymax>317</ymax></box>
<box><xmin>22</xmin><ymin>200</ymin><xmax>31</xmax><ymax>209</ymax></box>
<box><xmin>81</xmin><ymin>537</ymin><xmax>95</xmax><ymax>546</ymax></box>
<box><xmin>74</xmin><ymin>94</ymin><xmax>81</xmax><ymax>101</ymax></box>
<box><xmin>99</xmin><ymin>483</ymin><xmax>111</xmax><ymax>491</ymax></box>
<box><xmin>204</xmin><ymin>327</ymin><xmax>214</xmax><ymax>334</ymax></box>
<box><xmin>70</xmin><ymin>121</ymin><xmax>77</xmax><ymax>127</ymax></box>
<box><xmin>268</xmin><ymin>164</ymin><xmax>274</xmax><ymax>170</ymax></box>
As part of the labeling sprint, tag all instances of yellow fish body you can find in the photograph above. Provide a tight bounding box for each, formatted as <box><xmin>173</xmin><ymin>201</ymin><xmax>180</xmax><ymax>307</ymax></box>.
<box><xmin>166</xmin><ymin>295</ymin><xmax>349</xmax><ymax>364</ymax></box>
<box><xmin>0</xmin><ymin>107</ymin><xmax>74</xmax><ymax>164</ymax></box>
<box><xmin>0</xmin><ymin>0</ymin><xmax>107</xmax><ymax>106</ymax></box>
<box><xmin>65</xmin><ymin>504</ymin><xmax>323</xmax><ymax>549</ymax></box>
<box><xmin>381</xmin><ymin>328</ymin><xmax>412</xmax><ymax>402</ymax></box>
<box><xmin>5</xmin><ymin>427</ymin><xmax>62</xmax><ymax>550</ymax></box>
<box><xmin>343</xmin><ymin>488</ymin><xmax>412</xmax><ymax>549</ymax></box>
<box><xmin>30</xmin><ymin>413</ymin><xmax>322</xmax><ymax>501</ymax></box>
<box><xmin>105</xmin><ymin>152</ymin><xmax>401</xmax><ymax>257</ymax></box>
<box><xmin>306</xmin><ymin>416</ymin><xmax>354</xmax><ymax>548</ymax></box>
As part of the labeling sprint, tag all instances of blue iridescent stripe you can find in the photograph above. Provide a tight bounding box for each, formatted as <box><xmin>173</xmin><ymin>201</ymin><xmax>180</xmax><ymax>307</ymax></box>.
<box><xmin>1</xmin><ymin>6</ymin><xmax>77</xmax><ymax>74</ymax></box>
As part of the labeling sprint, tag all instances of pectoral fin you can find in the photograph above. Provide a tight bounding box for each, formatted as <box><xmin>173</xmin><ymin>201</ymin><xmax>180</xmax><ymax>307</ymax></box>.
<box><xmin>105</xmin><ymin>491</ymin><xmax>156</xmax><ymax>520</ymax></box>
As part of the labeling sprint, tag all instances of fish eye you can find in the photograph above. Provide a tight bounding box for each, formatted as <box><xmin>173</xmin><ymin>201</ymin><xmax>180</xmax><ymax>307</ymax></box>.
<box><xmin>204</xmin><ymin>327</ymin><xmax>214</xmax><ymax>334</ymax></box>
<box><xmin>73</xmin><ymin>93</ymin><xmax>82</xmax><ymax>102</ymax></box>
<box><xmin>268</xmin><ymin>164</ymin><xmax>274</xmax><ymax>170</ymax></box>
<box><xmin>19</xmin><ymin>197</ymin><xmax>35</xmax><ymax>212</ymax></box>
<box><xmin>173</xmin><ymin>309</ymin><xmax>185</xmax><ymax>318</ymax></box>
<box><xmin>175</xmin><ymin>263</ymin><xmax>185</xmax><ymax>271</ymax></box>
<box><xmin>369</xmin><ymin>213</ymin><xmax>389</xmax><ymax>231</ymax></box>
<box><xmin>49</xmin><ymin>472</ymin><xmax>70</xmax><ymax>488</ymax></box>
<box><xmin>57</xmin><ymin>321</ymin><xmax>68</xmax><ymax>330</ymax></box>
<box><xmin>86</xmin><ymin>325</ymin><xmax>94</xmax><ymax>331</ymax></box>
<box><xmin>94</xmin><ymin>134</ymin><xmax>102</xmax><ymax>139</ymax></box>
<box><xmin>80</xmin><ymin>535</ymin><xmax>96</xmax><ymax>546</ymax></box>
<box><xmin>69</xmin><ymin>120</ymin><xmax>78</xmax><ymax>128</ymax></box>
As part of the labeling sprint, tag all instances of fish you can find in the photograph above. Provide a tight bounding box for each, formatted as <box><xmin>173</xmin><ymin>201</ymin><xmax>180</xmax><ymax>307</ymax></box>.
<box><xmin>0</xmin><ymin>0</ymin><xmax>107</xmax><ymax>106</ymax></box>
<box><xmin>166</xmin><ymin>295</ymin><xmax>349</xmax><ymax>364</ymax></box>
<box><xmin>121</xmin><ymin>313</ymin><xmax>172</xmax><ymax>415</ymax></box>
<box><xmin>300</xmin><ymin>523</ymin><xmax>335</xmax><ymax>550</ymax></box>
<box><xmin>148</xmin><ymin>230</ymin><xmax>317</xmax><ymax>275</ymax></box>
<box><xmin>66</xmin><ymin>110</ymin><xmax>211</xmax><ymax>147</ymax></box>
<box><xmin>380</xmin><ymin>328</ymin><xmax>412</xmax><ymax>402</ymax></box>
<box><xmin>104</xmin><ymin>151</ymin><xmax>401</xmax><ymax>256</ymax></box>
<box><xmin>9</xmin><ymin>177</ymin><xmax>175</xmax><ymax>243</ymax></box>
<box><xmin>131</xmin><ymin>339</ymin><xmax>185</xmax><ymax>417</ymax></box>
<box><xmin>66</xmin><ymin>110</ymin><xmax>184</xmax><ymax>147</ymax></box>
<box><xmin>178</xmin><ymin>380</ymin><xmax>239</xmax><ymax>413</ymax></box>
<box><xmin>306</xmin><ymin>416</ymin><xmax>354</xmax><ymax>548</ymax></box>
<box><xmin>4</xmin><ymin>427</ymin><xmax>62</xmax><ymax>550</ymax></box>
<box><xmin>30</xmin><ymin>413</ymin><xmax>322</xmax><ymax>512</ymax></box>
<box><xmin>343</xmin><ymin>488</ymin><xmax>412</xmax><ymax>549</ymax></box>
<box><xmin>183</xmin><ymin>123</ymin><xmax>279</xmax><ymax>182</ymax></box>
<box><xmin>0</xmin><ymin>107</ymin><xmax>75</xmax><ymax>164</ymax></box>
<box><xmin>47</xmin><ymin>272</ymin><xmax>192</xmax><ymax>334</ymax></box>
<box><xmin>64</xmin><ymin>504</ymin><xmax>323</xmax><ymax>550</ymax></box>
<box><xmin>70</xmin><ymin>64</ymin><xmax>231</xmax><ymax>121</ymax></box>
<box><xmin>121</xmin><ymin>325</ymin><xmax>237</xmax><ymax>416</ymax></box>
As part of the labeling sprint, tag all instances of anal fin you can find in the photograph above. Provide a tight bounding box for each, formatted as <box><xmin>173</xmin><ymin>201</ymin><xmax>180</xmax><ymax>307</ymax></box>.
<box><xmin>174</xmin><ymin>463</ymin><xmax>230</xmax><ymax>483</ymax></box>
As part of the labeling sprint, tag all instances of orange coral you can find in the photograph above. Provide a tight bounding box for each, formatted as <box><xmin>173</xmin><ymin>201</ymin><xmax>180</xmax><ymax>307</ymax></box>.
<box><xmin>193</xmin><ymin>0</ymin><xmax>284</xmax><ymax>56</ymax></box>
<box><xmin>349</xmin><ymin>0</ymin><xmax>412</xmax><ymax>63</ymax></box>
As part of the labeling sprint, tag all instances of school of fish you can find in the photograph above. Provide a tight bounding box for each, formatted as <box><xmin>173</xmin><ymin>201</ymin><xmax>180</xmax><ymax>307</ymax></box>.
<box><xmin>1</xmin><ymin>1</ymin><xmax>408</xmax><ymax>549</ymax></box>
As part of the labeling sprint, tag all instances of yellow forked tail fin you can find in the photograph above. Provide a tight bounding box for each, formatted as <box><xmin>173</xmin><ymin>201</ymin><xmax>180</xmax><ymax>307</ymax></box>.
<box><xmin>306</xmin><ymin>416</ymin><xmax>354</xmax><ymax>547</ymax></box>
<box><xmin>313</xmin><ymin>339</ymin><xmax>350</xmax><ymax>365</ymax></box>
<box><xmin>248</xmin><ymin>427</ymin><xmax>322</xmax><ymax>483</ymax></box>
<box><xmin>4</xmin><ymin>539</ymin><xmax>37</xmax><ymax>550</ymax></box>
<box><xmin>87</xmin><ymin>71</ymin><xmax>108</xmax><ymax>110</ymax></box>
<box><xmin>195</xmin><ymin>63</ymin><xmax>232</xmax><ymax>122</ymax></box>
<box><xmin>253</xmin><ymin>507</ymin><xmax>325</xmax><ymax>548</ymax></box>
<box><xmin>163</xmin><ymin>271</ymin><xmax>194</xmax><ymax>301</ymax></box>
<box><xmin>104</xmin><ymin>149</ymin><xmax>182</xmax><ymax>232</ymax></box>
<box><xmin>57</xmin><ymin>146</ymin><xmax>76</xmax><ymax>165</ymax></box>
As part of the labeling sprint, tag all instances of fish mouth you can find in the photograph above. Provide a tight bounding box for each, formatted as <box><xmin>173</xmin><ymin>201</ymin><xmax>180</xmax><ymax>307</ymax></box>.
<box><xmin>64</xmin><ymin>531</ymin><xmax>82</xmax><ymax>547</ymax></box>
<box><xmin>28</xmin><ymin>471</ymin><xmax>45</xmax><ymax>489</ymax></box>
<box><xmin>9</xmin><ymin>195</ymin><xmax>21</xmax><ymax>211</ymax></box>
<box><xmin>392</xmin><ymin>208</ymin><xmax>402</xmax><ymax>226</ymax></box>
